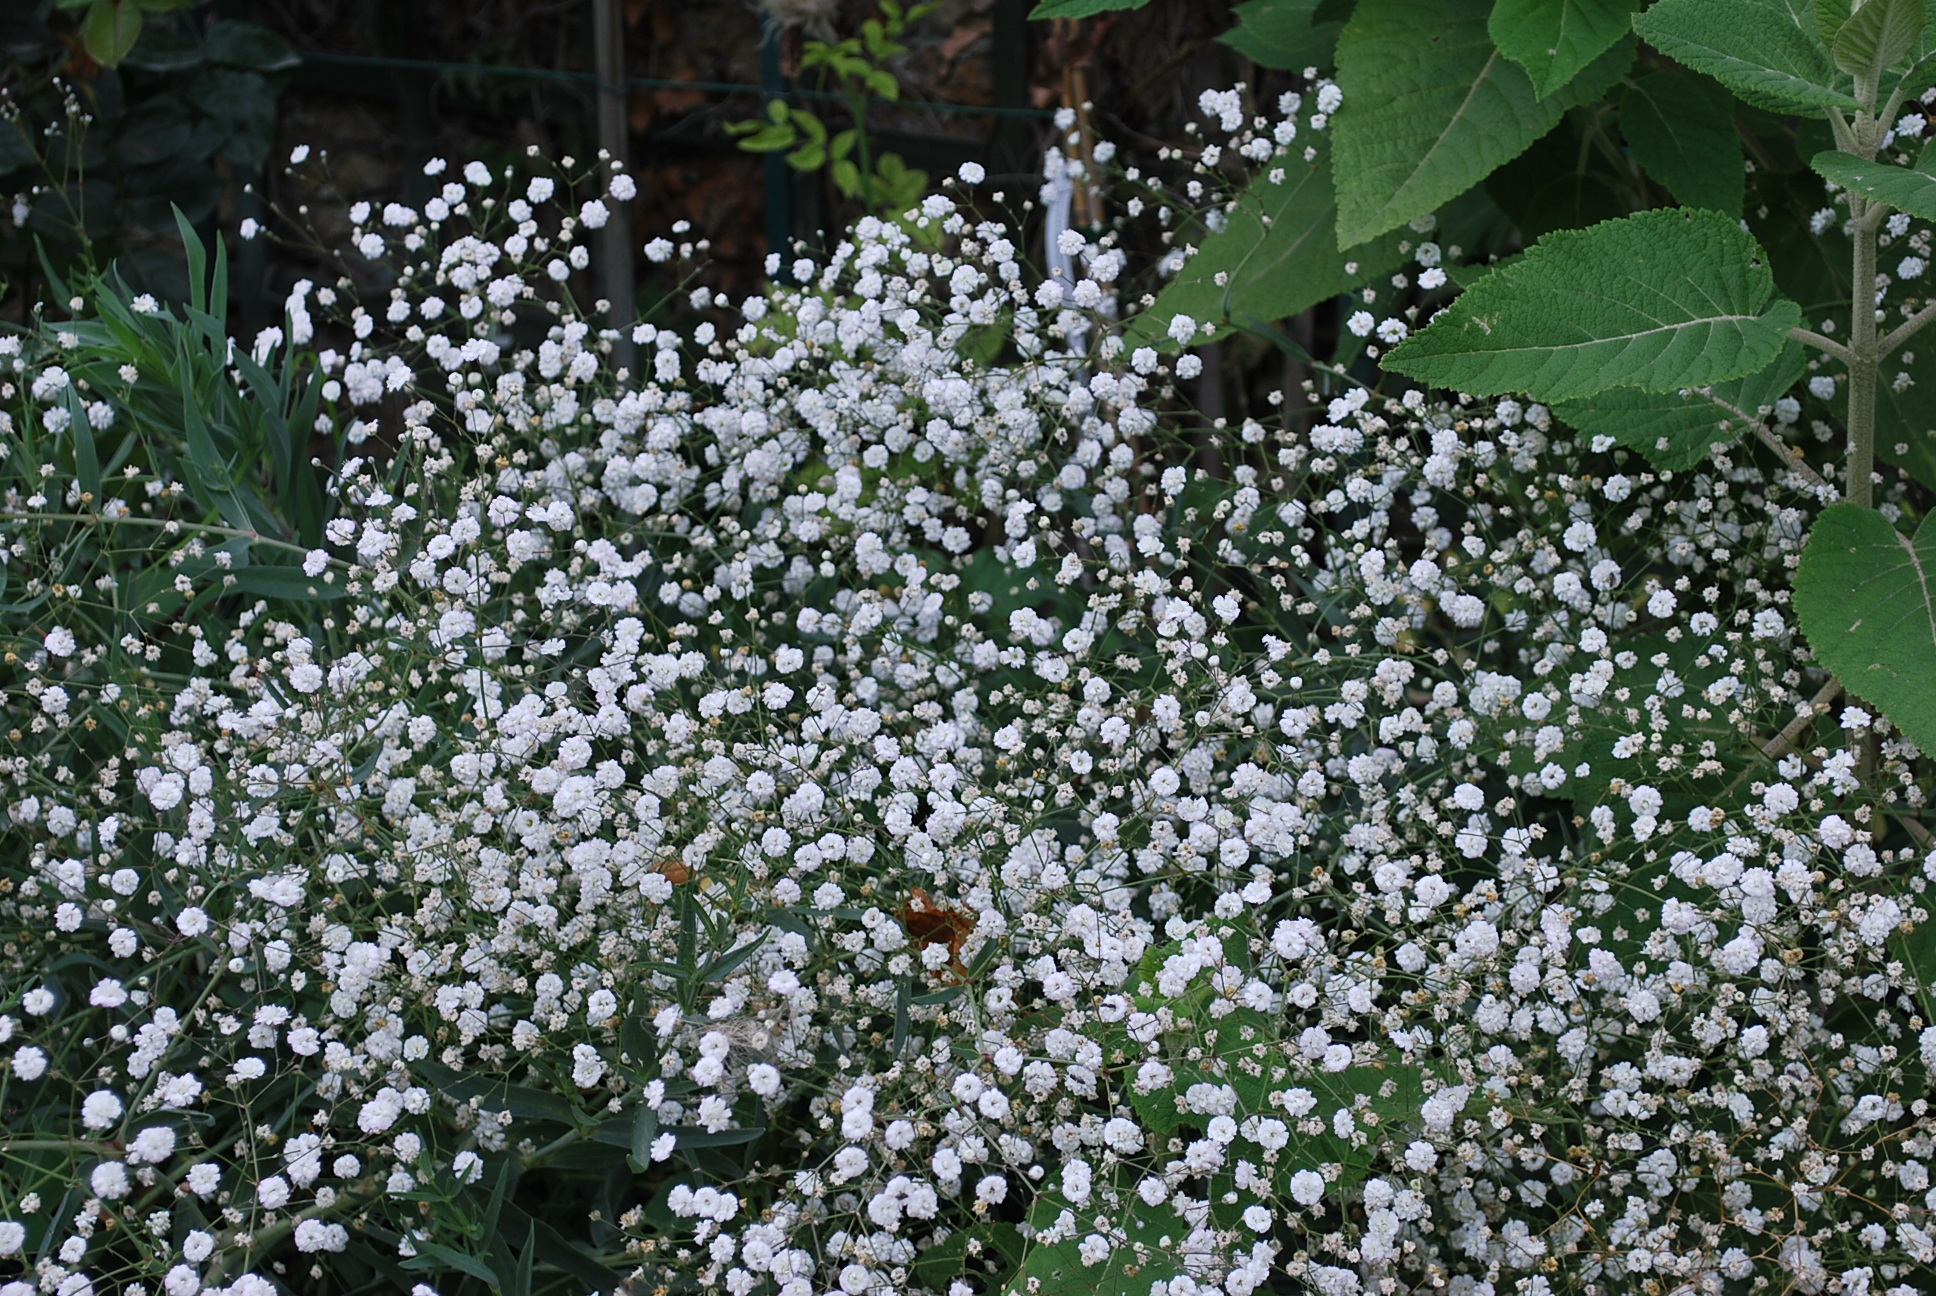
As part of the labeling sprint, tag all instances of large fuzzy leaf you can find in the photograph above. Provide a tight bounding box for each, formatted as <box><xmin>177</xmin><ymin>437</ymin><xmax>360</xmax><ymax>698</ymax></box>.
<box><xmin>1489</xmin><ymin>0</ymin><xmax>1641</xmax><ymax>98</ymax></box>
<box><xmin>1552</xmin><ymin>340</ymin><xmax>1804</xmax><ymax>468</ymax></box>
<box><xmin>1811</xmin><ymin>149</ymin><xmax>1936</xmax><ymax>221</ymax></box>
<box><xmin>1220</xmin><ymin>0</ymin><xmax>1344</xmax><ymax>70</ymax></box>
<box><xmin>1384</xmin><ymin>208</ymin><xmax>1802</xmax><ymax>401</ymax></box>
<box><xmin>1795</xmin><ymin>503</ymin><xmax>1936</xmax><ymax>753</ymax></box>
<box><xmin>1621</xmin><ymin>69</ymin><xmax>1744</xmax><ymax>216</ymax></box>
<box><xmin>1131</xmin><ymin>140</ymin><xmax>1406</xmax><ymax>346</ymax></box>
<box><xmin>1333</xmin><ymin>0</ymin><xmax>1631</xmax><ymax>247</ymax></box>
<box><xmin>1829</xmin><ymin>0</ymin><xmax>1925</xmax><ymax>79</ymax></box>
<box><xmin>1634</xmin><ymin>0</ymin><xmax>1861</xmax><ymax>112</ymax></box>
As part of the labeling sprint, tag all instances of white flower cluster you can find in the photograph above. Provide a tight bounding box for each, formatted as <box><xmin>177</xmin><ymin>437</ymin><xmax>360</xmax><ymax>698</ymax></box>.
<box><xmin>0</xmin><ymin>102</ymin><xmax>1932</xmax><ymax>1296</ymax></box>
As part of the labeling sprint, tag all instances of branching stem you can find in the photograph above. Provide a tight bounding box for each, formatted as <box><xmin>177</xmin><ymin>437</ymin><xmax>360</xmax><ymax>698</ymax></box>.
<box><xmin>1789</xmin><ymin>327</ymin><xmax>1854</xmax><ymax>367</ymax></box>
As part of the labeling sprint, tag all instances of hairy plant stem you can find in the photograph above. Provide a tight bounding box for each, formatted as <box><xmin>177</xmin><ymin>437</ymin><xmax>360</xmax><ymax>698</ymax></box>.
<box><xmin>1850</xmin><ymin>191</ymin><xmax>1881</xmax><ymax>509</ymax></box>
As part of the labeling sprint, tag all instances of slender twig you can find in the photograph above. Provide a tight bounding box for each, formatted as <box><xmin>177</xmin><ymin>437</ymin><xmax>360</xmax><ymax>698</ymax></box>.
<box><xmin>1751</xmin><ymin>423</ymin><xmax>1834</xmax><ymax>494</ymax></box>
<box><xmin>1760</xmin><ymin>678</ymin><xmax>1844</xmax><ymax>760</ymax></box>
<box><xmin>1789</xmin><ymin>326</ymin><xmax>1855</xmax><ymax>366</ymax></box>
<box><xmin>1695</xmin><ymin>391</ymin><xmax>1836</xmax><ymax>494</ymax></box>
<box><xmin>1880</xmin><ymin>298</ymin><xmax>1936</xmax><ymax>355</ymax></box>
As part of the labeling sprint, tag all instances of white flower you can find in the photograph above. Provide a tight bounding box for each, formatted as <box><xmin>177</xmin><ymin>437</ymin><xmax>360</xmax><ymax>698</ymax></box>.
<box><xmin>81</xmin><ymin>1090</ymin><xmax>123</xmax><ymax>1129</ymax></box>
<box><xmin>1289</xmin><ymin>1168</ymin><xmax>1325</xmax><ymax>1206</ymax></box>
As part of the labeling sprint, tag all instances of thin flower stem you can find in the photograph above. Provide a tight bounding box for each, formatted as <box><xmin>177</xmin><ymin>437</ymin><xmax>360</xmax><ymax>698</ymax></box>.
<box><xmin>1759</xmin><ymin>677</ymin><xmax>1843</xmax><ymax>761</ymax></box>
<box><xmin>0</xmin><ymin>509</ymin><xmax>339</xmax><ymax>567</ymax></box>
<box><xmin>1750</xmin><ymin>423</ymin><xmax>1833</xmax><ymax>494</ymax></box>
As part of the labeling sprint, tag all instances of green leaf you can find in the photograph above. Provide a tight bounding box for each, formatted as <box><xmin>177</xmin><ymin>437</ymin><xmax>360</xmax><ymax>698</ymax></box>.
<box><xmin>1131</xmin><ymin>140</ymin><xmax>1406</xmax><ymax>347</ymax></box>
<box><xmin>1795</xmin><ymin>503</ymin><xmax>1936</xmax><ymax>753</ymax></box>
<box><xmin>1219</xmin><ymin>0</ymin><xmax>1343</xmax><ymax>70</ymax></box>
<box><xmin>1383</xmin><ymin>208</ymin><xmax>1803</xmax><ymax>401</ymax></box>
<box><xmin>1818</xmin><ymin>0</ymin><xmax>1853</xmax><ymax>45</ymax></box>
<box><xmin>1831</xmin><ymin>0</ymin><xmax>1925</xmax><ymax>78</ymax></box>
<box><xmin>1634</xmin><ymin>0</ymin><xmax>1861</xmax><ymax>112</ymax></box>
<box><xmin>399</xmin><ymin>1239</ymin><xmax>499</xmax><ymax>1285</ymax></box>
<box><xmin>1621</xmin><ymin>69</ymin><xmax>1744</xmax><ymax>215</ymax></box>
<box><xmin>1811</xmin><ymin>149</ymin><xmax>1936</xmax><ymax>220</ymax></box>
<box><xmin>667</xmin><ymin>1124</ymin><xmax>766</xmax><ymax>1148</ymax></box>
<box><xmin>1333</xmin><ymin>0</ymin><xmax>1632</xmax><ymax>247</ymax></box>
<box><xmin>1488</xmin><ymin>0</ymin><xmax>1641</xmax><ymax>99</ymax></box>
<box><xmin>911</xmin><ymin>1224</ymin><xmax>1022</xmax><ymax>1290</ymax></box>
<box><xmin>204</xmin><ymin>20</ymin><xmax>299</xmax><ymax>72</ymax></box>
<box><xmin>1027</xmin><ymin>0</ymin><xmax>1151</xmax><ymax>16</ymax></box>
<box><xmin>82</xmin><ymin>0</ymin><xmax>143</xmax><ymax>68</ymax></box>
<box><xmin>1013</xmin><ymin>1191</ymin><xmax>1188</xmax><ymax>1296</ymax></box>
<box><xmin>1485</xmin><ymin>121</ymin><xmax>1628</xmax><ymax>239</ymax></box>
<box><xmin>1552</xmin><ymin>340</ymin><xmax>1805</xmax><ymax>468</ymax></box>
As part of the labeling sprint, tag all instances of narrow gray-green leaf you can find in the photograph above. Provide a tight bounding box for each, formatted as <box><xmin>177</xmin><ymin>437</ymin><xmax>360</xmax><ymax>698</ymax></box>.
<box><xmin>1488</xmin><ymin>0</ymin><xmax>1640</xmax><ymax>98</ymax></box>
<box><xmin>1552</xmin><ymin>341</ymin><xmax>1803</xmax><ymax>468</ymax></box>
<box><xmin>1334</xmin><ymin>0</ymin><xmax>1630</xmax><ymax>247</ymax></box>
<box><xmin>1132</xmin><ymin>141</ymin><xmax>1406</xmax><ymax>346</ymax></box>
<box><xmin>1831</xmin><ymin>0</ymin><xmax>1925</xmax><ymax>78</ymax></box>
<box><xmin>1811</xmin><ymin>149</ymin><xmax>1936</xmax><ymax>221</ymax></box>
<box><xmin>1795</xmin><ymin>503</ymin><xmax>1936</xmax><ymax>754</ymax></box>
<box><xmin>1622</xmin><ymin>70</ymin><xmax>1744</xmax><ymax>215</ymax></box>
<box><xmin>1383</xmin><ymin>208</ymin><xmax>1803</xmax><ymax>401</ymax></box>
<box><xmin>1027</xmin><ymin>0</ymin><xmax>1149</xmax><ymax>16</ymax></box>
<box><xmin>1220</xmin><ymin>0</ymin><xmax>1342</xmax><ymax>70</ymax></box>
<box><xmin>1635</xmin><ymin>0</ymin><xmax>1861</xmax><ymax>112</ymax></box>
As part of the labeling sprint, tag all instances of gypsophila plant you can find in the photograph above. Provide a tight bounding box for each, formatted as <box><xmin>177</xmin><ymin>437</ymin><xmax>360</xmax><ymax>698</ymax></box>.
<box><xmin>6</xmin><ymin>3</ymin><xmax>1936</xmax><ymax>1295</ymax></box>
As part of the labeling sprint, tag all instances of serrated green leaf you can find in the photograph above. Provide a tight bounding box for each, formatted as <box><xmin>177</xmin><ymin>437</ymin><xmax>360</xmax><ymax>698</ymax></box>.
<box><xmin>1622</xmin><ymin>69</ymin><xmax>1744</xmax><ymax>215</ymax></box>
<box><xmin>1220</xmin><ymin>0</ymin><xmax>1343</xmax><ymax>69</ymax></box>
<box><xmin>82</xmin><ymin>0</ymin><xmax>143</xmax><ymax>67</ymax></box>
<box><xmin>1384</xmin><ymin>208</ymin><xmax>1802</xmax><ymax>401</ymax></box>
<box><xmin>1831</xmin><ymin>0</ymin><xmax>1925</xmax><ymax>78</ymax></box>
<box><xmin>1819</xmin><ymin>0</ymin><xmax>1853</xmax><ymax>45</ymax></box>
<box><xmin>1333</xmin><ymin>0</ymin><xmax>1632</xmax><ymax>247</ymax></box>
<box><xmin>1553</xmin><ymin>341</ymin><xmax>1804</xmax><ymax>468</ymax></box>
<box><xmin>1014</xmin><ymin>1190</ymin><xmax>1188</xmax><ymax>1296</ymax></box>
<box><xmin>912</xmin><ymin>1225</ymin><xmax>1023</xmax><ymax>1290</ymax></box>
<box><xmin>1635</xmin><ymin>0</ymin><xmax>1861</xmax><ymax>112</ymax></box>
<box><xmin>1130</xmin><ymin>140</ymin><xmax>1406</xmax><ymax>347</ymax></box>
<box><xmin>1489</xmin><ymin>0</ymin><xmax>1641</xmax><ymax>98</ymax></box>
<box><xmin>1795</xmin><ymin>503</ymin><xmax>1936</xmax><ymax>753</ymax></box>
<box><xmin>1027</xmin><ymin>0</ymin><xmax>1151</xmax><ymax>16</ymax></box>
<box><xmin>1812</xmin><ymin>149</ymin><xmax>1936</xmax><ymax>220</ymax></box>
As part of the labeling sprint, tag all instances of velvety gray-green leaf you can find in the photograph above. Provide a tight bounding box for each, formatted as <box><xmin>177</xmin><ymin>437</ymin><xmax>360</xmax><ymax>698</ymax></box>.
<box><xmin>1552</xmin><ymin>340</ymin><xmax>1803</xmax><ymax>468</ymax></box>
<box><xmin>1830</xmin><ymin>0</ymin><xmax>1925</xmax><ymax>79</ymax></box>
<box><xmin>1334</xmin><ymin>0</ymin><xmax>1631</xmax><ymax>247</ymax></box>
<box><xmin>1132</xmin><ymin>142</ymin><xmax>1406</xmax><ymax>347</ymax></box>
<box><xmin>1795</xmin><ymin>503</ymin><xmax>1936</xmax><ymax>754</ymax></box>
<box><xmin>1383</xmin><ymin>208</ymin><xmax>1802</xmax><ymax>401</ymax></box>
<box><xmin>1811</xmin><ymin>149</ymin><xmax>1936</xmax><ymax>221</ymax></box>
<box><xmin>1621</xmin><ymin>70</ymin><xmax>1744</xmax><ymax>215</ymax></box>
<box><xmin>1488</xmin><ymin>0</ymin><xmax>1640</xmax><ymax>98</ymax></box>
<box><xmin>1220</xmin><ymin>0</ymin><xmax>1342</xmax><ymax>70</ymax></box>
<box><xmin>1635</xmin><ymin>0</ymin><xmax>1860</xmax><ymax>111</ymax></box>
